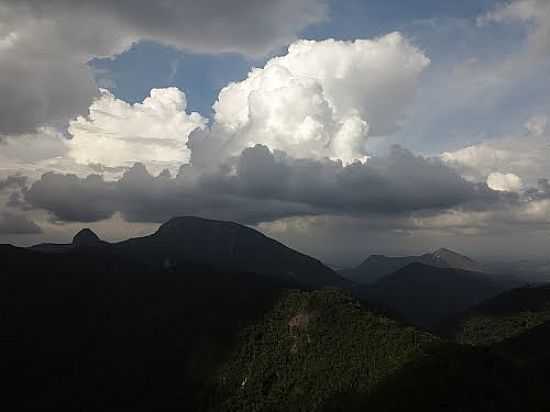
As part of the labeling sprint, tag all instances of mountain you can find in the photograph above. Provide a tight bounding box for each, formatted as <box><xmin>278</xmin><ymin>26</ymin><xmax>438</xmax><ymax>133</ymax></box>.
<box><xmin>3</xmin><ymin>227</ymin><xmax>550</xmax><ymax>410</ymax></box>
<box><xmin>494</xmin><ymin>320</ymin><xmax>550</xmax><ymax>365</ymax></box>
<box><xmin>111</xmin><ymin>216</ymin><xmax>347</xmax><ymax>288</ymax></box>
<box><xmin>72</xmin><ymin>228</ymin><xmax>107</xmax><ymax>248</ymax></box>
<box><xmin>355</xmin><ymin>263</ymin><xmax>509</xmax><ymax>328</ymax></box>
<box><xmin>438</xmin><ymin>285</ymin><xmax>550</xmax><ymax>346</ymax></box>
<box><xmin>28</xmin><ymin>216</ymin><xmax>346</xmax><ymax>288</ymax></box>
<box><xmin>343</xmin><ymin>248</ymin><xmax>486</xmax><ymax>285</ymax></box>
<box><xmin>1</xmin><ymin>240</ymin><xmax>301</xmax><ymax>410</ymax></box>
<box><xmin>29</xmin><ymin>227</ymin><xmax>107</xmax><ymax>253</ymax></box>
<box><xmin>216</xmin><ymin>289</ymin><xmax>437</xmax><ymax>411</ymax></box>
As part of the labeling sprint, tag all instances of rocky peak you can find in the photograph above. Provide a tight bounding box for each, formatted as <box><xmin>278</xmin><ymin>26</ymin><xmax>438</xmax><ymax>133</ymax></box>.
<box><xmin>72</xmin><ymin>228</ymin><xmax>101</xmax><ymax>248</ymax></box>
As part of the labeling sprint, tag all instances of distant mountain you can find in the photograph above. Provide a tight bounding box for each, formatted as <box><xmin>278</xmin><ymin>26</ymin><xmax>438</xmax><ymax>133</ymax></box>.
<box><xmin>438</xmin><ymin>285</ymin><xmax>550</xmax><ymax>345</ymax></box>
<box><xmin>355</xmin><ymin>263</ymin><xmax>509</xmax><ymax>328</ymax></box>
<box><xmin>343</xmin><ymin>248</ymin><xmax>486</xmax><ymax>285</ymax></box>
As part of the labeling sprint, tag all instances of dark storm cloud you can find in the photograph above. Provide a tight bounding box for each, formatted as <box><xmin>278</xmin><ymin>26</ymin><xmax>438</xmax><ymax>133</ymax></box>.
<box><xmin>25</xmin><ymin>163</ymin><xmax>313</xmax><ymax>224</ymax></box>
<box><xmin>0</xmin><ymin>175</ymin><xmax>31</xmax><ymax>209</ymax></box>
<box><xmin>25</xmin><ymin>173</ymin><xmax>118</xmax><ymax>222</ymax></box>
<box><xmin>18</xmin><ymin>0</ymin><xmax>327</xmax><ymax>56</ymax></box>
<box><xmin>527</xmin><ymin>179</ymin><xmax>550</xmax><ymax>199</ymax></box>
<box><xmin>25</xmin><ymin>146</ymin><xmax>507</xmax><ymax>224</ymax></box>
<box><xmin>0</xmin><ymin>212</ymin><xmax>42</xmax><ymax>234</ymax></box>
<box><xmin>203</xmin><ymin>145</ymin><xmax>504</xmax><ymax>215</ymax></box>
<box><xmin>0</xmin><ymin>0</ymin><xmax>326</xmax><ymax>135</ymax></box>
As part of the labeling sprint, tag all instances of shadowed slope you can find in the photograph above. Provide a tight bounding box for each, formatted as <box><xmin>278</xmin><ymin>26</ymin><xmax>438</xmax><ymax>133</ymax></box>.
<box><xmin>114</xmin><ymin>216</ymin><xmax>347</xmax><ymax>288</ymax></box>
<box><xmin>438</xmin><ymin>285</ymin><xmax>550</xmax><ymax>345</ymax></box>
<box><xmin>355</xmin><ymin>263</ymin><xmax>506</xmax><ymax>328</ymax></box>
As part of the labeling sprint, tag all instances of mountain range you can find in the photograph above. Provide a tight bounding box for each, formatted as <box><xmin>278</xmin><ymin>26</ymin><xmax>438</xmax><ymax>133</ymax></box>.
<box><xmin>33</xmin><ymin>216</ymin><xmax>347</xmax><ymax>289</ymax></box>
<box><xmin>3</xmin><ymin>216</ymin><xmax>550</xmax><ymax>410</ymax></box>
<box><xmin>342</xmin><ymin>248</ymin><xmax>487</xmax><ymax>285</ymax></box>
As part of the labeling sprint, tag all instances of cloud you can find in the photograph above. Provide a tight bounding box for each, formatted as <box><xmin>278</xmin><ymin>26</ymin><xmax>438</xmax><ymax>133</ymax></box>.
<box><xmin>479</xmin><ymin>0</ymin><xmax>550</xmax><ymax>57</ymax></box>
<box><xmin>0</xmin><ymin>31</ymin><xmax>430</xmax><ymax>191</ymax></box>
<box><xmin>0</xmin><ymin>127</ymin><xmax>68</xmax><ymax>170</ymax></box>
<box><xmin>0</xmin><ymin>0</ymin><xmax>327</xmax><ymax>135</ymax></box>
<box><xmin>0</xmin><ymin>127</ymin><xmax>102</xmax><ymax>184</ymax></box>
<box><xmin>190</xmin><ymin>34</ymin><xmax>430</xmax><ymax>166</ymax></box>
<box><xmin>202</xmin><ymin>145</ymin><xmax>499</xmax><ymax>215</ymax></box>
<box><xmin>24</xmin><ymin>145</ymin><xmax>502</xmax><ymax>225</ymax></box>
<box><xmin>26</xmin><ymin>172</ymin><xmax>118</xmax><ymax>223</ymax></box>
<box><xmin>0</xmin><ymin>212</ymin><xmax>42</xmax><ymax>234</ymax></box>
<box><xmin>0</xmin><ymin>175</ymin><xmax>27</xmax><ymax>192</ymax></box>
<box><xmin>442</xmin><ymin>115</ymin><xmax>550</xmax><ymax>185</ymax></box>
<box><xmin>526</xmin><ymin>115</ymin><xmax>548</xmax><ymax>137</ymax></box>
<box><xmin>401</xmin><ymin>2</ymin><xmax>550</xmax><ymax>155</ymax></box>
<box><xmin>0</xmin><ymin>87</ymin><xmax>207</xmax><ymax>179</ymax></box>
<box><xmin>487</xmin><ymin>172</ymin><xmax>523</xmax><ymax>192</ymax></box>
<box><xmin>68</xmin><ymin>88</ymin><xmax>206</xmax><ymax>176</ymax></box>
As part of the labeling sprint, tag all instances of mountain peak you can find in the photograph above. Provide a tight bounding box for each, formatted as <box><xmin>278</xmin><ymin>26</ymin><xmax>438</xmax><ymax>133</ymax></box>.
<box><xmin>156</xmin><ymin>216</ymin><xmax>243</xmax><ymax>237</ymax></box>
<box><xmin>162</xmin><ymin>215</ymin><xmax>229</xmax><ymax>227</ymax></box>
<box><xmin>433</xmin><ymin>247</ymin><xmax>462</xmax><ymax>256</ymax></box>
<box><xmin>431</xmin><ymin>248</ymin><xmax>475</xmax><ymax>263</ymax></box>
<box><xmin>72</xmin><ymin>228</ymin><xmax>101</xmax><ymax>247</ymax></box>
<box><xmin>132</xmin><ymin>216</ymin><xmax>346</xmax><ymax>288</ymax></box>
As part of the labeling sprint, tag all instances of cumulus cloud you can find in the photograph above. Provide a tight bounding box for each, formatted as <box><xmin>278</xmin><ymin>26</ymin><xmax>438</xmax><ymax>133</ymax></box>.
<box><xmin>0</xmin><ymin>127</ymin><xmax>103</xmax><ymax>184</ymax></box>
<box><xmin>190</xmin><ymin>34</ymin><xmax>430</xmax><ymax>166</ymax></box>
<box><xmin>0</xmin><ymin>87</ymin><xmax>208</xmax><ymax>179</ymax></box>
<box><xmin>68</xmin><ymin>88</ymin><xmax>206</xmax><ymax>176</ymax></box>
<box><xmin>0</xmin><ymin>0</ymin><xmax>326</xmax><ymax>135</ymax></box>
<box><xmin>487</xmin><ymin>172</ymin><xmax>523</xmax><ymax>192</ymax></box>
<box><xmin>0</xmin><ymin>31</ymin><xmax>430</xmax><ymax>201</ymax></box>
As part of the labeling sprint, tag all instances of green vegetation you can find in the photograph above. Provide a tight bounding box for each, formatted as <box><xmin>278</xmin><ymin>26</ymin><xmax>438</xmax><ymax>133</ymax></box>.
<box><xmin>215</xmin><ymin>289</ymin><xmax>436</xmax><ymax>412</ymax></box>
<box><xmin>212</xmin><ymin>289</ymin><xmax>550</xmax><ymax>411</ymax></box>
<box><xmin>441</xmin><ymin>285</ymin><xmax>550</xmax><ymax>346</ymax></box>
<box><xmin>456</xmin><ymin>310</ymin><xmax>550</xmax><ymax>345</ymax></box>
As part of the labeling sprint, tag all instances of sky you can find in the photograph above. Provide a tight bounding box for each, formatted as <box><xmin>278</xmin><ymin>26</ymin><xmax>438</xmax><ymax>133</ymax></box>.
<box><xmin>1</xmin><ymin>0</ymin><xmax>550</xmax><ymax>266</ymax></box>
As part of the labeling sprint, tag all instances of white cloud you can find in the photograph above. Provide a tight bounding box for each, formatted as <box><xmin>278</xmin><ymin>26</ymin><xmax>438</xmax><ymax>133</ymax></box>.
<box><xmin>487</xmin><ymin>172</ymin><xmax>523</xmax><ymax>192</ymax></box>
<box><xmin>0</xmin><ymin>127</ymin><xmax>78</xmax><ymax>182</ymax></box>
<box><xmin>0</xmin><ymin>32</ymin><xmax>429</xmax><ymax>181</ymax></box>
<box><xmin>442</xmin><ymin>114</ymin><xmax>550</xmax><ymax>185</ymax></box>
<box><xmin>0</xmin><ymin>88</ymin><xmax>206</xmax><ymax>180</ymax></box>
<box><xmin>68</xmin><ymin>88</ymin><xmax>207</xmax><ymax>176</ymax></box>
<box><xmin>191</xmin><ymin>33</ymin><xmax>430</xmax><ymax>166</ymax></box>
